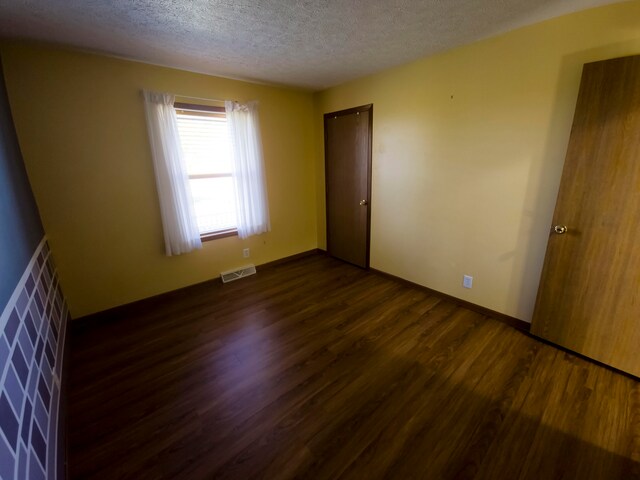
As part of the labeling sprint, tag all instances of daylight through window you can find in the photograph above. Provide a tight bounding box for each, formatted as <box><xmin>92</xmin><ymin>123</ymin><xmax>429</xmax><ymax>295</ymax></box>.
<box><xmin>174</xmin><ymin>103</ymin><xmax>237</xmax><ymax>238</ymax></box>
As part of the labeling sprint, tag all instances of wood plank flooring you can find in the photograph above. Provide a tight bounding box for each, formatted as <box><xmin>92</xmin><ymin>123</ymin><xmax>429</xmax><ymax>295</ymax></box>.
<box><xmin>68</xmin><ymin>254</ymin><xmax>640</xmax><ymax>479</ymax></box>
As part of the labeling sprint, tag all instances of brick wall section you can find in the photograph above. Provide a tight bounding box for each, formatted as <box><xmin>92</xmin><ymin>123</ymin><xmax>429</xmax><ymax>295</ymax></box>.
<box><xmin>0</xmin><ymin>238</ymin><xmax>68</xmax><ymax>480</ymax></box>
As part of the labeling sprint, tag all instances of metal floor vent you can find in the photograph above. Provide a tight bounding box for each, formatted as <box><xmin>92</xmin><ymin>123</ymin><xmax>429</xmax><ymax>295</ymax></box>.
<box><xmin>220</xmin><ymin>264</ymin><xmax>256</xmax><ymax>283</ymax></box>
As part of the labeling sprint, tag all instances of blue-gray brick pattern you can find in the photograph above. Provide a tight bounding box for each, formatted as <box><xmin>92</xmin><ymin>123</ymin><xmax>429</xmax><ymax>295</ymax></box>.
<box><xmin>0</xmin><ymin>435</ymin><xmax>15</xmax><ymax>480</ymax></box>
<box><xmin>0</xmin><ymin>240</ymin><xmax>68</xmax><ymax>480</ymax></box>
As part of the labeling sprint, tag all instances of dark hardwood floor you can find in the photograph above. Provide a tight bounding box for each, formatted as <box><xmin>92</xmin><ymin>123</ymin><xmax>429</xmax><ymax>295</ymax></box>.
<box><xmin>68</xmin><ymin>254</ymin><xmax>640</xmax><ymax>479</ymax></box>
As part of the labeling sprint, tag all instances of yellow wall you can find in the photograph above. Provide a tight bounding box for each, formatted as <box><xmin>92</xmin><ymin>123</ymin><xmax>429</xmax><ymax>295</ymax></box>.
<box><xmin>0</xmin><ymin>44</ymin><xmax>317</xmax><ymax>317</ymax></box>
<box><xmin>3</xmin><ymin>2</ymin><xmax>639</xmax><ymax>321</ymax></box>
<box><xmin>314</xmin><ymin>1</ymin><xmax>640</xmax><ymax>322</ymax></box>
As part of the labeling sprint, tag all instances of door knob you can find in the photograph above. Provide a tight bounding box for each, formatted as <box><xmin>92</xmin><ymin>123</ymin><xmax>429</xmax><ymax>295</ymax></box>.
<box><xmin>553</xmin><ymin>225</ymin><xmax>568</xmax><ymax>234</ymax></box>
<box><xmin>359</xmin><ymin>199</ymin><xmax>368</xmax><ymax>206</ymax></box>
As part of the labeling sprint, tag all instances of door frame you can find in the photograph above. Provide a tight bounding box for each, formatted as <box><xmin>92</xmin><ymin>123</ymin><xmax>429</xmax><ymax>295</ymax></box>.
<box><xmin>324</xmin><ymin>104</ymin><xmax>373</xmax><ymax>268</ymax></box>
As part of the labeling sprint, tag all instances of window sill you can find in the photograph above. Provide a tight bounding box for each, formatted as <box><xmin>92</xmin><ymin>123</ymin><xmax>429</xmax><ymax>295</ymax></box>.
<box><xmin>201</xmin><ymin>229</ymin><xmax>238</xmax><ymax>242</ymax></box>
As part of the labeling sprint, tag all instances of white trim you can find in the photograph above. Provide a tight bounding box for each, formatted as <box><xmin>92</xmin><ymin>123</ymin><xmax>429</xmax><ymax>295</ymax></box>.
<box><xmin>0</xmin><ymin>236</ymin><xmax>48</xmax><ymax>332</ymax></box>
<box><xmin>50</xmin><ymin>303</ymin><xmax>67</xmax><ymax>479</ymax></box>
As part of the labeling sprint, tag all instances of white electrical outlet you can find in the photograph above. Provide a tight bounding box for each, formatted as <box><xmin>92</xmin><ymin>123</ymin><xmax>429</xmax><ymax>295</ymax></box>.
<box><xmin>243</xmin><ymin>248</ymin><xmax>250</xmax><ymax>258</ymax></box>
<box><xmin>463</xmin><ymin>275</ymin><xmax>473</xmax><ymax>289</ymax></box>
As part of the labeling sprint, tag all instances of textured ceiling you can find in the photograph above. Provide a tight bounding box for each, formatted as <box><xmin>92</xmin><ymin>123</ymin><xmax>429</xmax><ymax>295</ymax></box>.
<box><xmin>0</xmin><ymin>0</ymin><xmax>622</xmax><ymax>90</ymax></box>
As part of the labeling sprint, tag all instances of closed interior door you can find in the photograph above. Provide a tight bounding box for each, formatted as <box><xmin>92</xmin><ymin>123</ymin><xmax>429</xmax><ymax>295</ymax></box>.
<box><xmin>324</xmin><ymin>105</ymin><xmax>372</xmax><ymax>268</ymax></box>
<box><xmin>531</xmin><ymin>55</ymin><xmax>640</xmax><ymax>377</ymax></box>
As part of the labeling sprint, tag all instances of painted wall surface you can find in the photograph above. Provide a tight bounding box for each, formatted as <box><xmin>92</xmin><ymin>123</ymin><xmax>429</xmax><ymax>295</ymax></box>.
<box><xmin>0</xmin><ymin>59</ymin><xmax>68</xmax><ymax>480</ymax></box>
<box><xmin>0</xmin><ymin>45</ymin><xmax>317</xmax><ymax>317</ymax></box>
<box><xmin>0</xmin><ymin>58</ymin><xmax>43</xmax><ymax>309</ymax></box>
<box><xmin>0</xmin><ymin>240</ymin><xmax>69</xmax><ymax>480</ymax></box>
<box><xmin>314</xmin><ymin>1</ymin><xmax>640</xmax><ymax>322</ymax></box>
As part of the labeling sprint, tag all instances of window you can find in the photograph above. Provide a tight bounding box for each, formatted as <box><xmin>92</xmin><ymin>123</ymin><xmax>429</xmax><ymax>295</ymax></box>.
<box><xmin>174</xmin><ymin>103</ymin><xmax>237</xmax><ymax>239</ymax></box>
<box><xmin>143</xmin><ymin>92</ymin><xmax>268</xmax><ymax>255</ymax></box>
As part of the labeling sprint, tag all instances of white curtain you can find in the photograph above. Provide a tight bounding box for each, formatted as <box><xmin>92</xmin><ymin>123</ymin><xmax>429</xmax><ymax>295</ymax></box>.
<box><xmin>225</xmin><ymin>101</ymin><xmax>271</xmax><ymax>239</ymax></box>
<box><xmin>142</xmin><ymin>90</ymin><xmax>202</xmax><ymax>256</ymax></box>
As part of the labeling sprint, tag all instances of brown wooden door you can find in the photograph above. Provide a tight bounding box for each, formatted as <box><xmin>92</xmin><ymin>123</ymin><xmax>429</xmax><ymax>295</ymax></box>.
<box><xmin>531</xmin><ymin>55</ymin><xmax>640</xmax><ymax>377</ymax></box>
<box><xmin>324</xmin><ymin>105</ymin><xmax>372</xmax><ymax>268</ymax></box>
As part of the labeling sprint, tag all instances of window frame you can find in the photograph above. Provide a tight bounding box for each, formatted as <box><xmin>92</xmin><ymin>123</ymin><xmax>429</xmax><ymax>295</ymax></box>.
<box><xmin>174</xmin><ymin>102</ymin><xmax>238</xmax><ymax>242</ymax></box>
